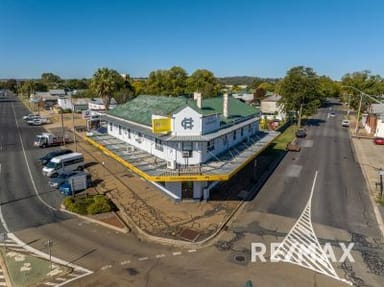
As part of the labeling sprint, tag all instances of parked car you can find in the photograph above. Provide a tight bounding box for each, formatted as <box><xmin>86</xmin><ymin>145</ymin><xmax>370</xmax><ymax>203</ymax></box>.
<box><xmin>295</xmin><ymin>128</ymin><xmax>307</xmax><ymax>138</ymax></box>
<box><xmin>48</xmin><ymin>171</ymin><xmax>79</xmax><ymax>188</ymax></box>
<box><xmin>329</xmin><ymin>112</ymin><xmax>336</xmax><ymax>117</ymax></box>
<box><xmin>342</xmin><ymin>120</ymin><xmax>350</xmax><ymax>127</ymax></box>
<box><xmin>26</xmin><ymin>116</ymin><xmax>41</xmax><ymax>124</ymax></box>
<box><xmin>23</xmin><ymin>113</ymin><xmax>39</xmax><ymax>121</ymax></box>
<box><xmin>39</xmin><ymin>149</ymin><xmax>73</xmax><ymax>165</ymax></box>
<box><xmin>59</xmin><ymin>172</ymin><xmax>92</xmax><ymax>196</ymax></box>
<box><xmin>374</xmin><ymin>137</ymin><xmax>384</xmax><ymax>145</ymax></box>
<box><xmin>286</xmin><ymin>142</ymin><xmax>301</xmax><ymax>152</ymax></box>
<box><xmin>29</xmin><ymin>117</ymin><xmax>51</xmax><ymax>126</ymax></box>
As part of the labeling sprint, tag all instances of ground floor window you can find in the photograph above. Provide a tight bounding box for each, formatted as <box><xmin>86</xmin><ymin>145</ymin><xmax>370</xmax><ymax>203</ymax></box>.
<box><xmin>181</xmin><ymin>181</ymin><xmax>193</xmax><ymax>198</ymax></box>
<box><xmin>155</xmin><ymin>138</ymin><xmax>164</xmax><ymax>151</ymax></box>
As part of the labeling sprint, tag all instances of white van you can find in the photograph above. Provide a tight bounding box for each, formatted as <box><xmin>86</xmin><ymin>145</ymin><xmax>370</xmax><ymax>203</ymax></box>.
<box><xmin>42</xmin><ymin>152</ymin><xmax>84</xmax><ymax>177</ymax></box>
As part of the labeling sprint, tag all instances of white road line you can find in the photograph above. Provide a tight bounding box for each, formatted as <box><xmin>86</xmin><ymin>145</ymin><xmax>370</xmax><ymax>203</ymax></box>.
<box><xmin>187</xmin><ymin>249</ymin><xmax>197</xmax><ymax>253</ymax></box>
<box><xmin>11</xmin><ymin>104</ymin><xmax>56</xmax><ymax>211</ymax></box>
<box><xmin>155</xmin><ymin>254</ymin><xmax>166</xmax><ymax>258</ymax></box>
<box><xmin>0</xmin><ymin>162</ymin><xmax>9</xmax><ymax>232</ymax></box>
<box><xmin>120</xmin><ymin>260</ymin><xmax>131</xmax><ymax>265</ymax></box>
<box><xmin>172</xmin><ymin>251</ymin><xmax>182</xmax><ymax>256</ymax></box>
<box><xmin>44</xmin><ymin>282</ymin><xmax>56</xmax><ymax>286</ymax></box>
<box><xmin>100</xmin><ymin>265</ymin><xmax>112</xmax><ymax>271</ymax></box>
<box><xmin>138</xmin><ymin>257</ymin><xmax>149</xmax><ymax>261</ymax></box>
<box><xmin>55</xmin><ymin>278</ymin><xmax>66</xmax><ymax>281</ymax></box>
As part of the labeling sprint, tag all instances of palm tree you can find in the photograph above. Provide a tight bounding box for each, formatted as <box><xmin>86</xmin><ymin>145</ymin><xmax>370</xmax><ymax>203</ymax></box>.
<box><xmin>90</xmin><ymin>68</ymin><xmax>124</xmax><ymax>110</ymax></box>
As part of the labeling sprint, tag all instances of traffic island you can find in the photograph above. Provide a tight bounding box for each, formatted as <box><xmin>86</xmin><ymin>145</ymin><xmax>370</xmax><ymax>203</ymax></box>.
<box><xmin>0</xmin><ymin>248</ymin><xmax>72</xmax><ymax>287</ymax></box>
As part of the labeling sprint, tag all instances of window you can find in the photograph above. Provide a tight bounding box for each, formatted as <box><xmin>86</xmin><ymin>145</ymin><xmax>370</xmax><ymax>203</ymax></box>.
<box><xmin>118</xmin><ymin>125</ymin><xmax>122</xmax><ymax>135</ymax></box>
<box><xmin>63</xmin><ymin>157</ymin><xmax>84</xmax><ymax>167</ymax></box>
<box><xmin>128</xmin><ymin>128</ymin><xmax>131</xmax><ymax>139</ymax></box>
<box><xmin>233</xmin><ymin>131</ymin><xmax>237</xmax><ymax>141</ymax></box>
<box><xmin>223</xmin><ymin>135</ymin><xmax>228</xmax><ymax>145</ymax></box>
<box><xmin>182</xmin><ymin>142</ymin><xmax>193</xmax><ymax>151</ymax></box>
<box><xmin>248</xmin><ymin>124</ymin><xmax>252</xmax><ymax>133</ymax></box>
<box><xmin>241</xmin><ymin>128</ymin><xmax>244</xmax><ymax>137</ymax></box>
<box><xmin>136</xmin><ymin>132</ymin><xmax>143</xmax><ymax>143</ymax></box>
<box><xmin>207</xmin><ymin>140</ymin><xmax>215</xmax><ymax>151</ymax></box>
<box><xmin>155</xmin><ymin>138</ymin><xmax>163</xmax><ymax>151</ymax></box>
<box><xmin>109</xmin><ymin>122</ymin><xmax>112</xmax><ymax>131</ymax></box>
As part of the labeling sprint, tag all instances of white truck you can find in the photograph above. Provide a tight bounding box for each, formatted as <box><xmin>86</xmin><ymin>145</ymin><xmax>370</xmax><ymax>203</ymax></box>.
<box><xmin>34</xmin><ymin>133</ymin><xmax>72</xmax><ymax>148</ymax></box>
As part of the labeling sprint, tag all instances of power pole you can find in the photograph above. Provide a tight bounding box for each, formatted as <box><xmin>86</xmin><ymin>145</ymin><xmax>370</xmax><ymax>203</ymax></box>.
<box><xmin>61</xmin><ymin>110</ymin><xmax>66</xmax><ymax>145</ymax></box>
<box><xmin>71</xmin><ymin>98</ymin><xmax>77</xmax><ymax>151</ymax></box>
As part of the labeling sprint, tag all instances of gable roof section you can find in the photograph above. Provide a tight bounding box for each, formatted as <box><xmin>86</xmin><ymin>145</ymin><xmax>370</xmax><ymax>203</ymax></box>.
<box><xmin>107</xmin><ymin>94</ymin><xmax>259</xmax><ymax>127</ymax></box>
<box><xmin>108</xmin><ymin>95</ymin><xmax>189</xmax><ymax>126</ymax></box>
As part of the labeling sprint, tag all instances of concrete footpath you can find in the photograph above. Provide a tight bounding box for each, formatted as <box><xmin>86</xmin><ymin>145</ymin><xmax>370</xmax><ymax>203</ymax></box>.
<box><xmin>351</xmin><ymin>136</ymin><xmax>384</xmax><ymax>239</ymax></box>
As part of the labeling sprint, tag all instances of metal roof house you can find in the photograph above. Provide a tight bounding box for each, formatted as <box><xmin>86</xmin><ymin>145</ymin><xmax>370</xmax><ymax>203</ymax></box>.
<box><xmin>86</xmin><ymin>93</ymin><xmax>278</xmax><ymax>200</ymax></box>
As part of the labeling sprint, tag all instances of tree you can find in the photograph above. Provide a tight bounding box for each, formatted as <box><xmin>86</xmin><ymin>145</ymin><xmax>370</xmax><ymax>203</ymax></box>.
<box><xmin>341</xmin><ymin>71</ymin><xmax>384</xmax><ymax>110</ymax></box>
<box><xmin>186</xmin><ymin>69</ymin><xmax>221</xmax><ymax>97</ymax></box>
<box><xmin>65</xmin><ymin>78</ymin><xmax>89</xmax><ymax>90</ymax></box>
<box><xmin>318</xmin><ymin>76</ymin><xmax>340</xmax><ymax>99</ymax></box>
<box><xmin>165</xmin><ymin>66</ymin><xmax>188</xmax><ymax>96</ymax></box>
<box><xmin>278</xmin><ymin>66</ymin><xmax>323</xmax><ymax>127</ymax></box>
<box><xmin>41</xmin><ymin>72</ymin><xmax>63</xmax><ymax>89</ymax></box>
<box><xmin>113</xmin><ymin>75</ymin><xmax>135</xmax><ymax>104</ymax></box>
<box><xmin>144</xmin><ymin>66</ymin><xmax>188</xmax><ymax>96</ymax></box>
<box><xmin>145</xmin><ymin>70</ymin><xmax>168</xmax><ymax>95</ymax></box>
<box><xmin>90</xmin><ymin>68</ymin><xmax>124</xmax><ymax>110</ymax></box>
<box><xmin>18</xmin><ymin>80</ymin><xmax>37</xmax><ymax>98</ymax></box>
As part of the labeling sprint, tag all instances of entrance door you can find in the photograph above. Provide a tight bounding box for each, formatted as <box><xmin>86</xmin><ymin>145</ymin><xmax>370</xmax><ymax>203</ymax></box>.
<box><xmin>181</xmin><ymin>181</ymin><xmax>193</xmax><ymax>199</ymax></box>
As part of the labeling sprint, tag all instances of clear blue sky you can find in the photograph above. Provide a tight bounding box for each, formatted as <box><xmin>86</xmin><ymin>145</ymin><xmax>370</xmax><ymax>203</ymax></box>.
<box><xmin>1</xmin><ymin>0</ymin><xmax>383</xmax><ymax>80</ymax></box>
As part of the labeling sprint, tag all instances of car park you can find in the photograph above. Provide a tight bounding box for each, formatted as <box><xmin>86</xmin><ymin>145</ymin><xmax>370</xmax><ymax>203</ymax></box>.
<box><xmin>23</xmin><ymin>113</ymin><xmax>39</xmax><ymax>121</ymax></box>
<box><xmin>374</xmin><ymin>137</ymin><xmax>384</xmax><ymax>145</ymax></box>
<box><xmin>39</xmin><ymin>149</ymin><xmax>73</xmax><ymax>165</ymax></box>
<box><xmin>342</xmin><ymin>120</ymin><xmax>350</xmax><ymax>127</ymax></box>
<box><xmin>295</xmin><ymin>128</ymin><xmax>307</xmax><ymax>138</ymax></box>
<box><xmin>286</xmin><ymin>141</ymin><xmax>301</xmax><ymax>152</ymax></box>
<box><xmin>42</xmin><ymin>152</ymin><xmax>84</xmax><ymax>177</ymax></box>
<box><xmin>48</xmin><ymin>171</ymin><xmax>79</xmax><ymax>188</ymax></box>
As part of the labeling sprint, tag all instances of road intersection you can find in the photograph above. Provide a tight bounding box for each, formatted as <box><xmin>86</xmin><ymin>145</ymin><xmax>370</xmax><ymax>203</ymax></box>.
<box><xmin>0</xmin><ymin>94</ymin><xmax>383</xmax><ymax>286</ymax></box>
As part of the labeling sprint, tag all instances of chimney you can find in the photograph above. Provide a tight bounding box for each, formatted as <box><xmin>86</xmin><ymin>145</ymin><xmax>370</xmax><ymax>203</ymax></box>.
<box><xmin>223</xmin><ymin>93</ymin><xmax>229</xmax><ymax>118</ymax></box>
<box><xmin>194</xmin><ymin>92</ymin><xmax>202</xmax><ymax>108</ymax></box>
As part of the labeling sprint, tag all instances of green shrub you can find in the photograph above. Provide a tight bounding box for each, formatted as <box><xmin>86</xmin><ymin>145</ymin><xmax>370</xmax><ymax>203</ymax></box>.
<box><xmin>63</xmin><ymin>195</ymin><xmax>113</xmax><ymax>215</ymax></box>
<box><xmin>87</xmin><ymin>196</ymin><xmax>112</xmax><ymax>214</ymax></box>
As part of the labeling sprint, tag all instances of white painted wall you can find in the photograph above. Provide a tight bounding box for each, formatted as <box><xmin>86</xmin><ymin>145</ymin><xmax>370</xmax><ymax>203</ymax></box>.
<box><xmin>173</xmin><ymin>107</ymin><xmax>202</xmax><ymax>136</ymax></box>
<box><xmin>107</xmin><ymin>118</ymin><xmax>259</xmax><ymax>165</ymax></box>
<box><xmin>58</xmin><ymin>98</ymin><xmax>72</xmax><ymax>110</ymax></box>
<box><xmin>375</xmin><ymin>119</ymin><xmax>384</xmax><ymax>137</ymax></box>
<box><xmin>202</xmin><ymin>114</ymin><xmax>220</xmax><ymax>134</ymax></box>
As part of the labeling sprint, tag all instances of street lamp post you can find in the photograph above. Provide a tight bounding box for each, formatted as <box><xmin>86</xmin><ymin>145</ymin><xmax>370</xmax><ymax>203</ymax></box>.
<box><xmin>355</xmin><ymin>94</ymin><xmax>363</xmax><ymax>134</ymax></box>
<box><xmin>342</xmin><ymin>85</ymin><xmax>384</xmax><ymax>135</ymax></box>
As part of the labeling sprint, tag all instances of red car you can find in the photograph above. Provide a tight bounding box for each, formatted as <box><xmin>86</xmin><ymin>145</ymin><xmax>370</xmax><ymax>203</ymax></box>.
<box><xmin>374</xmin><ymin>137</ymin><xmax>384</xmax><ymax>145</ymax></box>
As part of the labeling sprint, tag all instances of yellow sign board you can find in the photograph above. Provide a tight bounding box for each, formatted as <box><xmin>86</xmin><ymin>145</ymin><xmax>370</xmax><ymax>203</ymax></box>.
<box><xmin>152</xmin><ymin>118</ymin><xmax>172</xmax><ymax>133</ymax></box>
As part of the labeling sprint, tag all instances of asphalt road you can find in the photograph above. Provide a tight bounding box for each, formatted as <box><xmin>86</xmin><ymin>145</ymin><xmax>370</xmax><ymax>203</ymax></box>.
<box><xmin>0</xmin><ymin>95</ymin><xmax>383</xmax><ymax>287</ymax></box>
<box><xmin>250</xmin><ymin>100</ymin><xmax>381</xmax><ymax>238</ymax></box>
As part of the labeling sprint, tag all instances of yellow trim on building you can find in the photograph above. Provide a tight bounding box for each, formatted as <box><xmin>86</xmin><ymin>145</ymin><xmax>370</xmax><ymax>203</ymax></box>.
<box><xmin>84</xmin><ymin>133</ymin><xmax>280</xmax><ymax>182</ymax></box>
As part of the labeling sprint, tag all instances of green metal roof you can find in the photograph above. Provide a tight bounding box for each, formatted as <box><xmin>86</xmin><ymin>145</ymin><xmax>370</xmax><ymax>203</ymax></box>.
<box><xmin>107</xmin><ymin>95</ymin><xmax>259</xmax><ymax>126</ymax></box>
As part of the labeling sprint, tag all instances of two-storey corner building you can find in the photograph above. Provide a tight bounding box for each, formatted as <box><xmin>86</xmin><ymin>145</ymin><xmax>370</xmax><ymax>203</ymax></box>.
<box><xmin>87</xmin><ymin>93</ymin><xmax>279</xmax><ymax>200</ymax></box>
